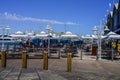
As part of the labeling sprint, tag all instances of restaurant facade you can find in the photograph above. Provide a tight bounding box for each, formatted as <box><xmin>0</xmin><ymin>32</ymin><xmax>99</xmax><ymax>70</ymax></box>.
<box><xmin>105</xmin><ymin>0</ymin><xmax>120</xmax><ymax>34</ymax></box>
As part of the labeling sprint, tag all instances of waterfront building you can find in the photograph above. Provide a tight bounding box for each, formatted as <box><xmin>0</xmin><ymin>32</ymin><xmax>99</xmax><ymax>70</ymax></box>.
<box><xmin>105</xmin><ymin>0</ymin><xmax>120</xmax><ymax>34</ymax></box>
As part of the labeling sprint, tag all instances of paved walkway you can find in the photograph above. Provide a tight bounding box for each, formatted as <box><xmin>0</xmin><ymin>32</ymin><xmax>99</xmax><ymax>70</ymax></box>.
<box><xmin>0</xmin><ymin>57</ymin><xmax>120</xmax><ymax>80</ymax></box>
<box><xmin>0</xmin><ymin>67</ymin><xmax>67</xmax><ymax>80</ymax></box>
<box><xmin>0</xmin><ymin>50</ymin><xmax>120</xmax><ymax>80</ymax></box>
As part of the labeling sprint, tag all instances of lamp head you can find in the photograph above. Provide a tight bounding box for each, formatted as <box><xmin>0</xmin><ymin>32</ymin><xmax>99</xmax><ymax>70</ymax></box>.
<box><xmin>104</xmin><ymin>26</ymin><xmax>109</xmax><ymax>31</ymax></box>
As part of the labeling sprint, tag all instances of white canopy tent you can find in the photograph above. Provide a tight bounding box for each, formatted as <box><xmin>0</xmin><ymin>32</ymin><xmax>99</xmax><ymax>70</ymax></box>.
<box><xmin>15</xmin><ymin>31</ymin><xmax>24</xmax><ymax>35</ymax></box>
<box><xmin>10</xmin><ymin>34</ymin><xmax>28</xmax><ymax>38</ymax></box>
<box><xmin>104</xmin><ymin>32</ymin><xmax>120</xmax><ymax>61</ymax></box>
<box><xmin>36</xmin><ymin>34</ymin><xmax>48</xmax><ymax>37</ymax></box>
<box><xmin>35</xmin><ymin>31</ymin><xmax>48</xmax><ymax>38</ymax></box>
<box><xmin>105</xmin><ymin>31</ymin><xmax>120</xmax><ymax>39</ymax></box>
<box><xmin>10</xmin><ymin>31</ymin><xmax>36</xmax><ymax>39</ymax></box>
<box><xmin>10</xmin><ymin>31</ymin><xmax>28</xmax><ymax>38</ymax></box>
<box><xmin>81</xmin><ymin>35</ymin><xmax>93</xmax><ymax>39</ymax></box>
<box><xmin>91</xmin><ymin>35</ymin><xmax>106</xmax><ymax>39</ymax></box>
<box><xmin>61</xmin><ymin>31</ymin><xmax>78</xmax><ymax>39</ymax></box>
<box><xmin>61</xmin><ymin>34</ymin><xmax>78</xmax><ymax>38</ymax></box>
<box><xmin>106</xmin><ymin>31</ymin><xmax>117</xmax><ymax>36</ymax></box>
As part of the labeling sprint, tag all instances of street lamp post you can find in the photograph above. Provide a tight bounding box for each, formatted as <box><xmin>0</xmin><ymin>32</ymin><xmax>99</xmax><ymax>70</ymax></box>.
<box><xmin>93</xmin><ymin>21</ymin><xmax>102</xmax><ymax>60</ymax></box>
<box><xmin>45</xmin><ymin>24</ymin><xmax>52</xmax><ymax>57</ymax></box>
<box><xmin>98</xmin><ymin>24</ymin><xmax>110</xmax><ymax>60</ymax></box>
<box><xmin>97</xmin><ymin>31</ymin><xmax>101</xmax><ymax>60</ymax></box>
<box><xmin>6</xmin><ymin>25</ymin><xmax>10</xmax><ymax>35</ymax></box>
<box><xmin>0</xmin><ymin>26</ymin><xmax>5</xmax><ymax>50</ymax></box>
<box><xmin>104</xmin><ymin>26</ymin><xmax>110</xmax><ymax>35</ymax></box>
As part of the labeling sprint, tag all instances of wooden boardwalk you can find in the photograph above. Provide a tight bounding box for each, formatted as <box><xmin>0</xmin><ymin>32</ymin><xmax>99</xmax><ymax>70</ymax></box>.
<box><xmin>0</xmin><ymin>59</ymin><xmax>67</xmax><ymax>80</ymax></box>
<box><xmin>0</xmin><ymin>68</ymin><xmax>68</xmax><ymax>80</ymax></box>
<box><xmin>0</xmin><ymin>57</ymin><xmax>120</xmax><ymax>80</ymax></box>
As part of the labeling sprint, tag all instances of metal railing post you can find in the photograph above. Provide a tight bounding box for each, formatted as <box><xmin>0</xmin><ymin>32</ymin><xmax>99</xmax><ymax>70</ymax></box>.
<box><xmin>81</xmin><ymin>50</ymin><xmax>82</xmax><ymax>60</ymax></box>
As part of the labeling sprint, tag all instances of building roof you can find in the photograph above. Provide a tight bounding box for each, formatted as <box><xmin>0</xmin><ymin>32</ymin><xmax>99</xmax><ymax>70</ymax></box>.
<box><xmin>114</xmin><ymin>3</ymin><xmax>119</xmax><ymax>10</ymax></box>
<box><xmin>110</xmin><ymin>11</ymin><xmax>113</xmax><ymax>17</ymax></box>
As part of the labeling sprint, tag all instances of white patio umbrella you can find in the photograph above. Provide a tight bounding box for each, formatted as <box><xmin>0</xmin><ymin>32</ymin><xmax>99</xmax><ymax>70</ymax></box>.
<box><xmin>61</xmin><ymin>31</ymin><xmax>78</xmax><ymax>39</ymax></box>
<box><xmin>10</xmin><ymin>34</ymin><xmax>28</xmax><ymax>38</ymax></box>
<box><xmin>35</xmin><ymin>31</ymin><xmax>48</xmax><ymax>38</ymax></box>
<box><xmin>106</xmin><ymin>31</ymin><xmax>120</xmax><ymax>39</ymax></box>
<box><xmin>81</xmin><ymin>35</ymin><xmax>93</xmax><ymax>39</ymax></box>
<box><xmin>105</xmin><ymin>31</ymin><xmax>120</xmax><ymax>61</ymax></box>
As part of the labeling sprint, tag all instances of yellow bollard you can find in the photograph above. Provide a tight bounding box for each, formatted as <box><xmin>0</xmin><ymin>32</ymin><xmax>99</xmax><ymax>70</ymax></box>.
<box><xmin>1</xmin><ymin>50</ymin><xmax>6</xmax><ymax>68</ymax></box>
<box><xmin>43</xmin><ymin>51</ymin><xmax>48</xmax><ymax>70</ymax></box>
<box><xmin>67</xmin><ymin>53</ymin><xmax>72</xmax><ymax>72</ymax></box>
<box><xmin>22</xmin><ymin>50</ymin><xmax>27</xmax><ymax>68</ymax></box>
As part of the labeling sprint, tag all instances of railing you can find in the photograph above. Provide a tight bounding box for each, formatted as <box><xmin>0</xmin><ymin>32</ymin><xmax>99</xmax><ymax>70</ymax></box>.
<box><xmin>0</xmin><ymin>47</ymin><xmax>79</xmax><ymax>59</ymax></box>
<box><xmin>101</xmin><ymin>50</ymin><xmax>120</xmax><ymax>61</ymax></box>
<box><xmin>80</xmin><ymin>49</ymin><xmax>120</xmax><ymax>61</ymax></box>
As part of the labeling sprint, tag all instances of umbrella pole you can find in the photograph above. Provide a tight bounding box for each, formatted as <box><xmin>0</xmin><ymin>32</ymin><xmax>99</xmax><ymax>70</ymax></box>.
<box><xmin>112</xmin><ymin>47</ymin><xmax>114</xmax><ymax>61</ymax></box>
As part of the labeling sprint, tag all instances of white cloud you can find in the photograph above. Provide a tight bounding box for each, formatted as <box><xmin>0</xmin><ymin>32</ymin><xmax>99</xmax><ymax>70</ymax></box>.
<box><xmin>109</xmin><ymin>3</ymin><xmax>111</xmax><ymax>8</ymax></box>
<box><xmin>66</xmin><ymin>22</ymin><xmax>78</xmax><ymax>25</ymax></box>
<box><xmin>4</xmin><ymin>12</ymin><xmax>8</xmax><ymax>16</ymax></box>
<box><xmin>2</xmin><ymin>12</ymin><xmax>79</xmax><ymax>25</ymax></box>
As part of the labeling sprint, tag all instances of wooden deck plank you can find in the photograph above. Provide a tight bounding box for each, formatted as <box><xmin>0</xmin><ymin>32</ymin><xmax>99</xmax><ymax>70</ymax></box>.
<box><xmin>19</xmin><ymin>68</ymin><xmax>40</xmax><ymax>80</ymax></box>
<box><xmin>4</xmin><ymin>68</ymin><xmax>21</xmax><ymax>80</ymax></box>
<box><xmin>0</xmin><ymin>68</ymin><xmax>13</xmax><ymax>79</ymax></box>
<box><xmin>37</xmin><ymin>70</ymin><xmax>67</xmax><ymax>80</ymax></box>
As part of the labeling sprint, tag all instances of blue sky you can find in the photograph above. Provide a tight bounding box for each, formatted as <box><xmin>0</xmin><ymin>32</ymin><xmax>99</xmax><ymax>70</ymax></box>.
<box><xmin>0</xmin><ymin>0</ymin><xmax>119</xmax><ymax>36</ymax></box>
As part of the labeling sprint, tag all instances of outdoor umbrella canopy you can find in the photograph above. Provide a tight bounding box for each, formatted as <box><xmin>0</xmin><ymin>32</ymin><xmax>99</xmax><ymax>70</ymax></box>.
<box><xmin>10</xmin><ymin>34</ymin><xmax>28</xmax><ymax>38</ymax></box>
<box><xmin>50</xmin><ymin>38</ymin><xmax>58</xmax><ymax>44</ymax></box>
<box><xmin>32</xmin><ymin>38</ymin><xmax>41</xmax><ymax>45</ymax></box>
<box><xmin>61</xmin><ymin>31</ymin><xmax>79</xmax><ymax>39</ymax></box>
<box><xmin>91</xmin><ymin>35</ymin><xmax>106</xmax><ymax>40</ymax></box>
<box><xmin>103</xmin><ymin>32</ymin><xmax>120</xmax><ymax>61</ymax></box>
<box><xmin>91</xmin><ymin>35</ymin><xmax>97</xmax><ymax>39</ymax></box>
<box><xmin>101</xmin><ymin>35</ymin><xmax>107</xmax><ymax>39</ymax></box>
<box><xmin>35</xmin><ymin>34</ymin><xmax>48</xmax><ymax>38</ymax></box>
<box><xmin>106</xmin><ymin>31</ymin><xmax>117</xmax><ymax>36</ymax></box>
<box><xmin>35</xmin><ymin>31</ymin><xmax>48</xmax><ymax>38</ymax></box>
<box><xmin>60</xmin><ymin>38</ymin><xmax>71</xmax><ymax>44</ymax></box>
<box><xmin>107</xmin><ymin>35</ymin><xmax>120</xmax><ymax>39</ymax></box>
<box><xmin>81</xmin><ymin>35</ymin><xmax>93</xmax><ymax>39</ymax></box>
<box><xmin>105</xmin><ymin>31</ymin><xmax>120</xmax><ymax>39</ymax></box>
<box><xmin>60</xmin><ymin>34</ymin><xmax>79</xmax><ymax>40</ymax></box>
<box><xmin>61</xmin><ymin>34</ymin><xmax>78</xmax><ymax>38</ymax></box>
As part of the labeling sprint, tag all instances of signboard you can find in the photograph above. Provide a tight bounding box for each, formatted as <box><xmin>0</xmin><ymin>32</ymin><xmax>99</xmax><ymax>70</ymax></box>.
<box><xmin>112</xmin><ymin>41</ymin><xmax>116</xmax><ymax>48</ymax></box>
<box><xmin>117</xmin><ymin>43</ymin><xmax>120</xmax><ymax>52</ymax></box>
